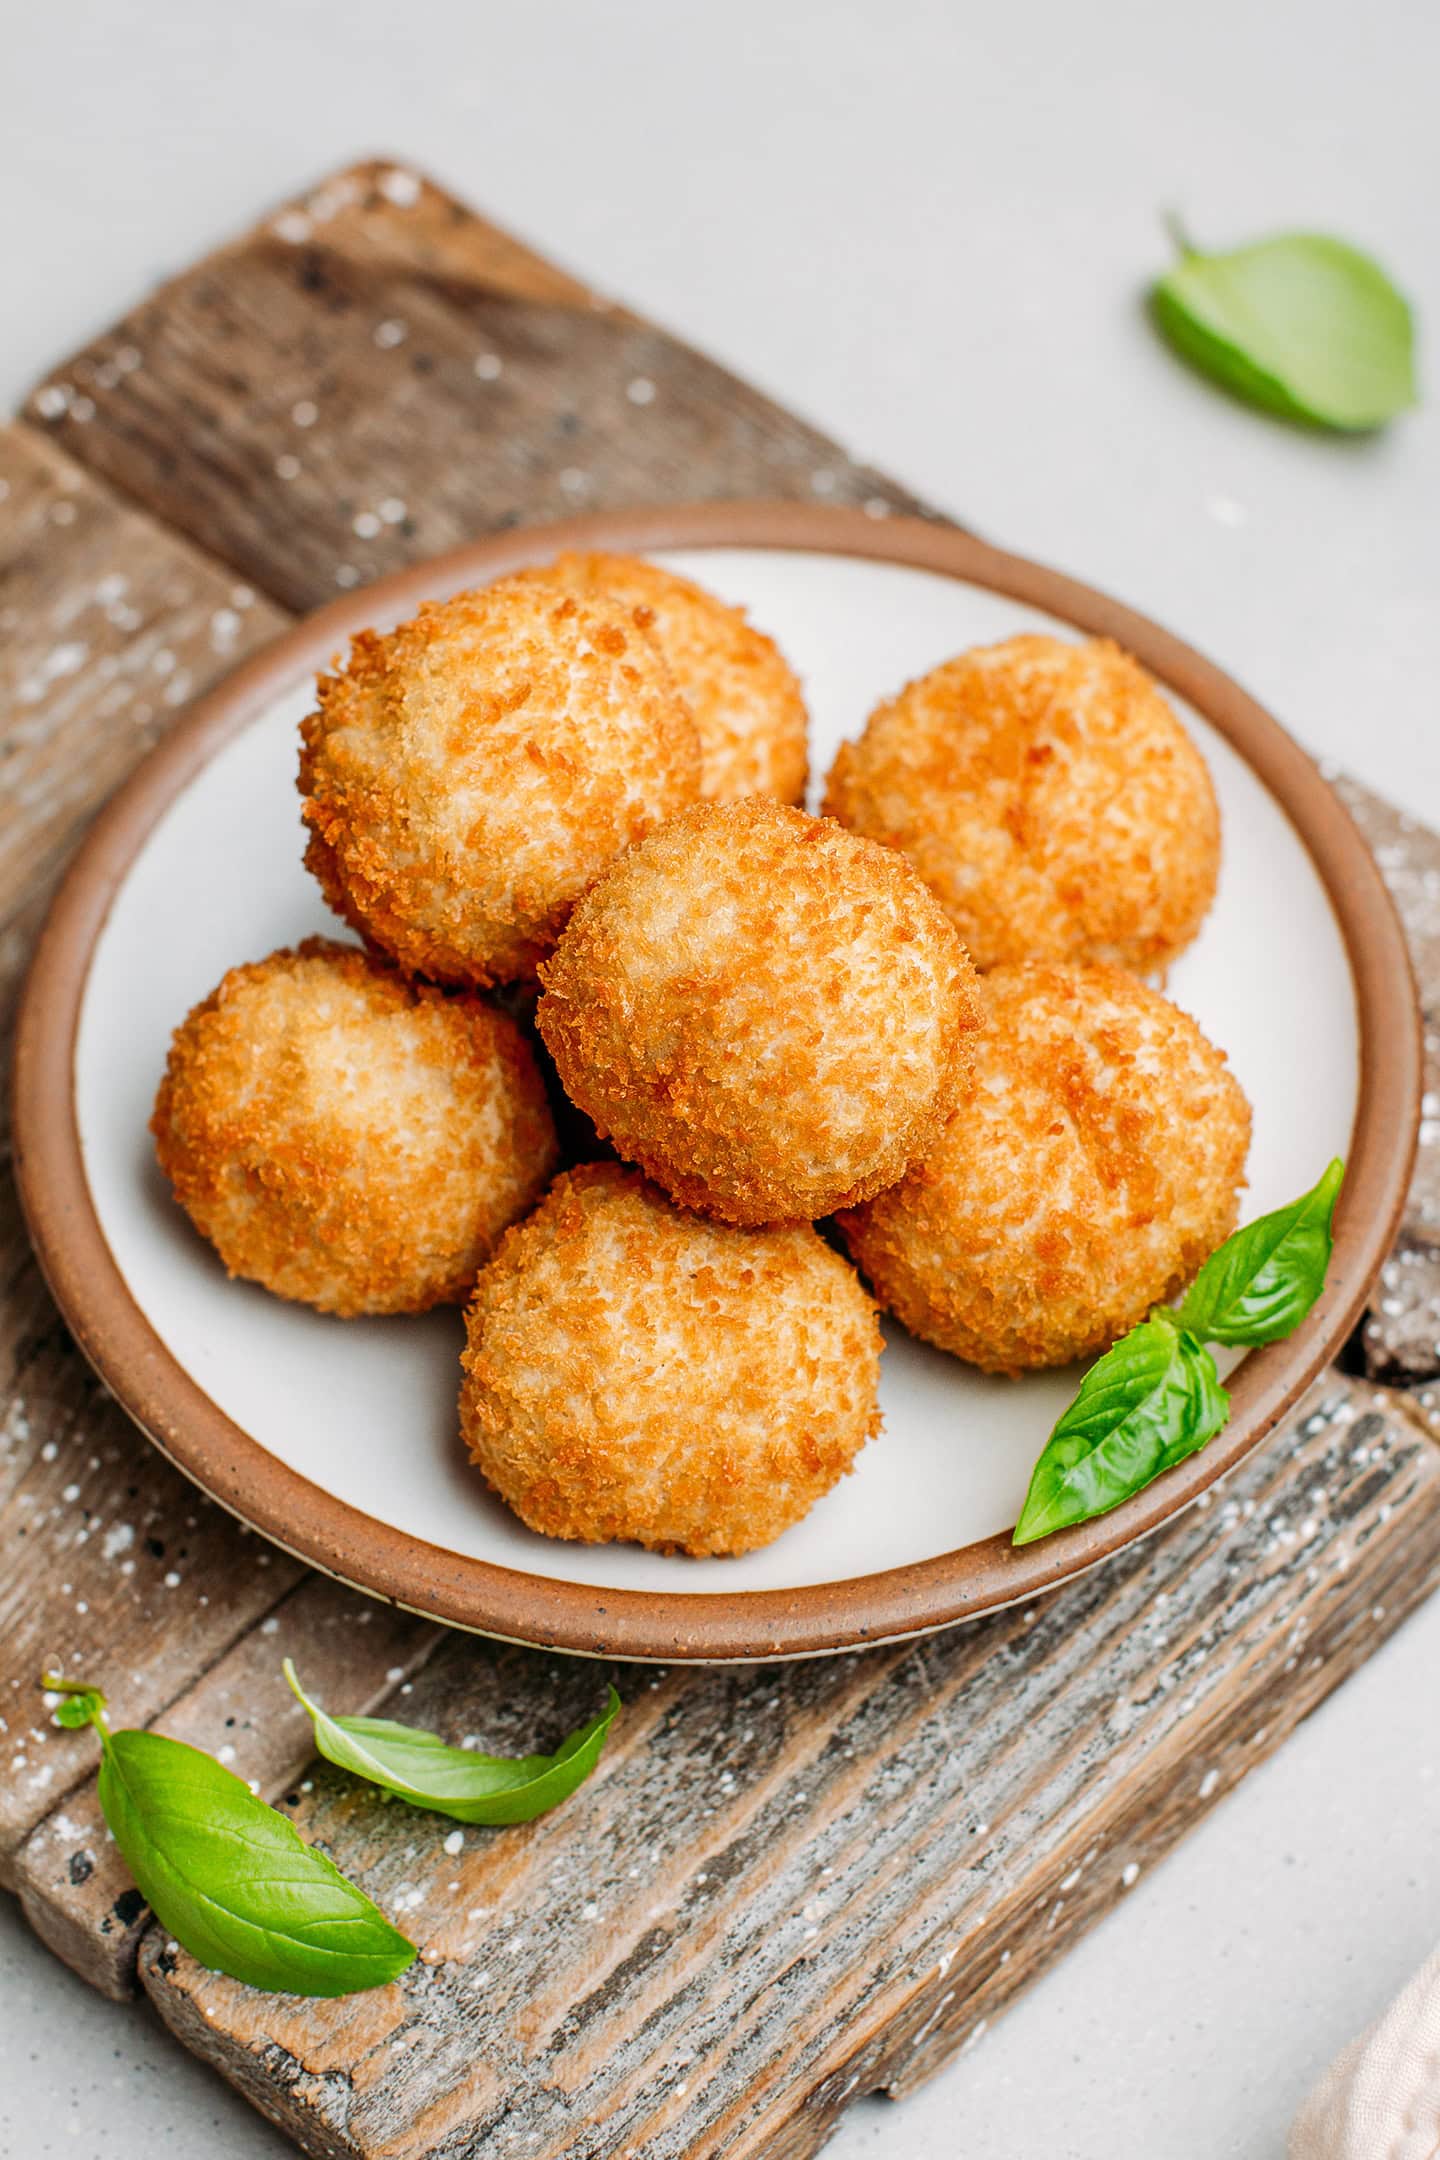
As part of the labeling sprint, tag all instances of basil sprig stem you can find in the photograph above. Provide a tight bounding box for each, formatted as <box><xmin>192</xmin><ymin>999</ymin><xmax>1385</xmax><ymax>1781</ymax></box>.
<box><xmin>42</xmin><ymin>1675</ymin><xmax>416</xmax><ymax>1997</ymax></box>
<box><xmin>285</xmin><ymin>1661</ymin><xmax>619</xmax><ymax>1825</ymax></box>
<box><xmin>1013</xmin><ymin>1160</ymin><xmax>1343</xmax><ymax>1547</ymax></box>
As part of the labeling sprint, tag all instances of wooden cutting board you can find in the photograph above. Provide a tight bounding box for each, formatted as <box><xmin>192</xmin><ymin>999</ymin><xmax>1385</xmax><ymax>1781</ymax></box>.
<box><xmin>3</xmin><ymin>159</ymin><xmax>1439</xmax><ymax>2160</ymax></box>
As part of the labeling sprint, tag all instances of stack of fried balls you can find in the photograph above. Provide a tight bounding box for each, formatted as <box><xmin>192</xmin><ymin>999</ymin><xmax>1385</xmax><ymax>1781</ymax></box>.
<box><xmin>152</xmin><ymin>551</ymin><xmax>1250</xmax><ymax>1558</ymax></box>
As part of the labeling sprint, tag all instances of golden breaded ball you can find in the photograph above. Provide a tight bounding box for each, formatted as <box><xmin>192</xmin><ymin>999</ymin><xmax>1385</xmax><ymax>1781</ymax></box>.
<box><xmin>523</xmin><ymin>551</ymin><xmax>808</xmax><ymax>803</ymax></box>
<box><xmin>838</xmin><ymin>961</ymin><xmax>1251</xmax><ymax>1374</ymax></box>
<box><xmin>152</xmin><ymin>939</ymin><xmax>559</xmax><ymax>1317</ymax></box>
<box><xmin>460</xmin><ymin>1164</ymin><xmax>882</xmax><ymax>1554</ymax></box>
<box><xmin>299</xmin><ymin>578</ymin><xmax>701</xmax><ymax>987</ymax></box>
<box><xmin>823</xmin><ymin>635</ymin><xmax>1220</xmax><ymax>973</ymax></box>
<box><xmin>536</xmin><ymin>799</ymin><xmax>982</xmax><ymax>1225</ymax></box>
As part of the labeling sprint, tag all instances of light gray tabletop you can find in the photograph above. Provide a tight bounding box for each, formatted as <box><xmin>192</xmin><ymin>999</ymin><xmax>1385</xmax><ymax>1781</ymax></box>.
<box><xmin>3</xmin><ymin>0</ymin><xmax>1436</xmax><ymax>2153</ymax></box>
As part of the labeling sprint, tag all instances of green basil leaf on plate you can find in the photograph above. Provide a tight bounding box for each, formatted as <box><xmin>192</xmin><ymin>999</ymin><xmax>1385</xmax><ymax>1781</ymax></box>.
<box><xmin>43</xmin><ymin>1678</ymin><xmax>415</xmax><ymax>1997</ymax></box>
<box><xmin>285</xmin><ymin>1661</ymin><xmax>620</xmax><ymax>1826</ymax></box>
<box><xmin>1177</xmin><ymin>1158</ymin><xmax>1343</xmax><ymax>1347</ymax></box>
<box><xmin>1013</xmin><ymin>1313</ymin><xmax>1229</xmax><ymax>1547</ymax></box>
<box><xmin>1151</xmin><ymin>227</ymin><xmax>1417</xmax><ymax>431</ymax></box>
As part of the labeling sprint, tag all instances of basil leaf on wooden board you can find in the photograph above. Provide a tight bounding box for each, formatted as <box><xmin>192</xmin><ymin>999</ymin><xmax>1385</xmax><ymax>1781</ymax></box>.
<box><xmin>1177</xmin><ymin>1158</ymin><xmax>1343</xmax><ymax>1347</ymax></box>
<box><xmin>285</xmin><ymin>1661</ymin><xmax>620</xmax><ymax>1826</ymax></box>
<box><xmin>42</xmin><ymin>1677</ymin><xmax>415</xmax><ymax>1997</ymax></box>
<box><xmin>1012</xmin><ymin>1315</ymin><xmax>1229</xmax><ymax>1547</ymax></box>
<box><xmin>1150</xmin><ymin>227</ymin><xmax>1417</xmax><ymax>431</ymax></box>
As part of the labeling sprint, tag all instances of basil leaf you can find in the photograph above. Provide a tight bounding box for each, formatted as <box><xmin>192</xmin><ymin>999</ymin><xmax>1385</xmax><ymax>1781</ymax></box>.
<box><xmin>285</xmin><ymin>1661</ymin><xmax>620</xmax><ymax>1826</ymax></box>
<box><xmin>46</xmin><ymin>1674</ymin><xmax>417</xmax><ymax>1999</ymax></box>
<box><xmin>1151</xmin><ymin>228</ymin><xmax>1417</xmax><ymax>432</ymax></box>
<box><xmin>1013</xmin><ymin>1316</ymin><xmax>1228</xmax><ymax>1546</ymax></box>
<box><xmin>1177</xmin><ymin>1159</ymin><xmax>1343</xmax><ymax>1347</ymax></box>
<box><xmin>96</xmin><ymin>1729</ymin><xmax>416</xmax><ymax>1996</ymax></box>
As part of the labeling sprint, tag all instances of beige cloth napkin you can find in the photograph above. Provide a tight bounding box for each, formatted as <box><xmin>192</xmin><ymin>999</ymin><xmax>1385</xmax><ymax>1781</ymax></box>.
<box><xmin>1290</xmin><ymin>1948</ymin><xmax>1440</xmax><ymax>2159</ymax></box>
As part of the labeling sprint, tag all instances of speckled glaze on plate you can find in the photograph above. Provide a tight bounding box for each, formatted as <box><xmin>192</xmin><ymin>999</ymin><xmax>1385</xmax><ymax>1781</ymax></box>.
<box><xmin>12</xmin><ymin>505</ymin><xmax>1420</xmax><ymax>1661</ymax></box>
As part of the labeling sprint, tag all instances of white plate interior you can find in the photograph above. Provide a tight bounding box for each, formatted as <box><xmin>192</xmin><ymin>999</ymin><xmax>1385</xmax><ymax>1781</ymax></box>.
<box><xmin>75</xmin><ymin>548</ymin><xmax>1359</xmax><ymax>1594</ymax></box>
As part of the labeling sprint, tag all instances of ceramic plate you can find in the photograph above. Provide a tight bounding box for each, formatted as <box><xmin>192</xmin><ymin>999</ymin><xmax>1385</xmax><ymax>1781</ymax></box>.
<box><xmin>13</xmin><ymin>505</ymin><xmax>1419</xmax><ymax>1661</ymax></box>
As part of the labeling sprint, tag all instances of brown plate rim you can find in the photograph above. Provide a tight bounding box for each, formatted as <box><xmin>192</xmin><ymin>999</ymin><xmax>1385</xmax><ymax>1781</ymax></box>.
<box><xmin>11</xmin><ymin>501</ymin><xmax>1421</xmax><ymax>1662</ymax></box>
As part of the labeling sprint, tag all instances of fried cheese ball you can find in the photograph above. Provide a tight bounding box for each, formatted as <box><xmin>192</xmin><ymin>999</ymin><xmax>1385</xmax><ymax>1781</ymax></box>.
<box><xmin>299</xmin><ymin>577</ymin><xmax>701</xmax><ymax>987</ymax></box>
<box><xmin>152</xmin><ymin>939</ymin><xmax>559</xmax><ymax>1317</ymax></box>
<box><xmin>460</xmin><ymin>1164</ymin><xmax>882</xmax><ymax>1554</ymax></box>
<box><xmin>838</xmin><ymin>961</ymin><xmax>1251</xmax><ymax>1374</ymax></box>
<box><xmin>823</xmin><ymin>635</ymin><xmax>1220</xmax><ymax>973</ymax></box>
<box><xmin>536</xmin><ymin>799</ymin><xmax>982</xmax><ymax>1225</ymax></box>
<box><xmin>522</xmin><ymin>551</ymin><xmax>808</xmax><ymax>803</ymax></box>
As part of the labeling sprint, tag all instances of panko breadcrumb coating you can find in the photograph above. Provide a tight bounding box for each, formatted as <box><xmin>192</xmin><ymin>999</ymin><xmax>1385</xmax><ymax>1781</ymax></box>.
<box><xmin>838</xmin><ymin>961</ymin><xmax>1250</xmax><ymax>1373</ymax></box>
<box><xmin>460</xmin><ymin>1164</ymin><xmax>882</xmax><ymax>1554</ymax></box>
<box><xmin>536</xmin><ymin>798</ymin><xmax>982</xmax><ymax>1225</ymax></box>
<box><xmin>823</xmin><ymin>635</ymin><xmax>1220</xmax><ymax>973</ymax></box>
<box><xmin>521</xmin><ymin>551</ymin><xmax>808</xmax><ymax>803</ymax></box>
<box><xmin>299</xmin><ymin>577</ymin><xmax>701</xmax><ymax>987</ymax></box>
<box><xmin>152</xmin><ymin>939</ymin><xmax>559</xmax><ymax>1317</ymax></box>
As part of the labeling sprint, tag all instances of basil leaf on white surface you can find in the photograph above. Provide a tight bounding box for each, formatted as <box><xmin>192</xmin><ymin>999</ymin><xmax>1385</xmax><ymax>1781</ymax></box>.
<box><xmin>1013</xmin><ymin>1314</ymin><xmax>1228</xmax><ymax>1546</ymax></box>
<box><xmin>43</xmin><ymin>1676</ymin><xmax>416</xmax><ymax>1997</ymax></box>
<box><xmin>1150</xmin><ymin>225</ymin><xmax>1417</xmax><ymax>430</ymax></box>
<box><xmin>1177</xmin><ymin>1157</ymin><xmax>1344</xmax><ymax>1346</ymax></box>
<box><xmin>285</xmin><ymin>1660</ymin><xmax>620</xmax><ymax>1825</ymax></box>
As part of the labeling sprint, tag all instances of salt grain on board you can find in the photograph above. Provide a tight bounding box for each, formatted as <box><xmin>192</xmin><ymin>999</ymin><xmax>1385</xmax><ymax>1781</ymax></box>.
<box><xmin>379</xmin><ymin>168</ymin><xmax>422</xmax><ymax>207</ymax></box>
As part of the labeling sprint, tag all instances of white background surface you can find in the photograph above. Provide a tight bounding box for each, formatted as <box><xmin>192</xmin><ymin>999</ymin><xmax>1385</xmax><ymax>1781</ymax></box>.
<box><xmin>2</xmin><ymin>0</ymin><xmax>1436</xmax><ymax>2154</ymax></box>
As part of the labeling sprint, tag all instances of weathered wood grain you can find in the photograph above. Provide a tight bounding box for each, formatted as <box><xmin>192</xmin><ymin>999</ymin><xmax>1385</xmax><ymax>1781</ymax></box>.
<box><xmin>136</xmin><ymin>1374</ymin><xmax>1440</xmax><ymax>2160</ymax></box>
<box><xmin>3</xmin><ymin>157</ymin><xmax>1439</xmax><ymax>2160</ymax></box>
<box><xmin>22</xmin><ymin>160</ymin><xmax>924</xmax><ymax>617</ymax></box>
<box><xmin>0</xmin><ymin>425</ymin><xmax>297</xmax><ymax>1875</ymax></box>
<box><xmin>0</xmin><ymin>426</ymin><xmax>284</xmax><ymax>962</ymax></box>
<box><xmin>1337</xmin><ymin>778</ymin><xmax>1440</xmax><ymax>1394</ymax></box>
